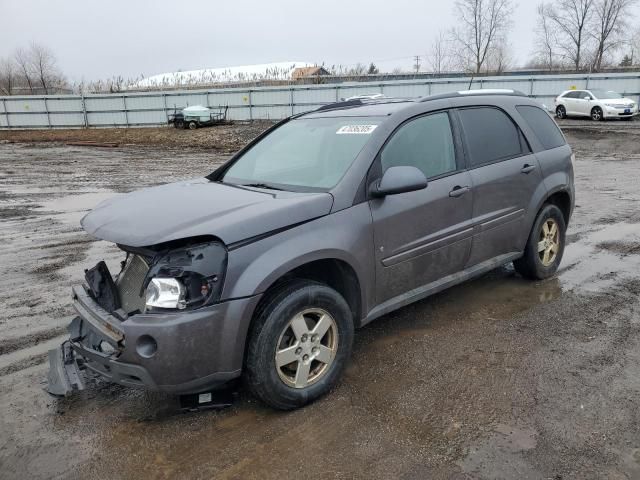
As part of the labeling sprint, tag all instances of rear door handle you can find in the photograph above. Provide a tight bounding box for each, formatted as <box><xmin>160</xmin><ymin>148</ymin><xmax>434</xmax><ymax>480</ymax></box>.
<box><xmin>449</xmin><ymin>185</ymin><xmax>470</xmax><ymax>198</ymax></box>
<box><xmin>521</xmin><ymin>164</ymin><xmax>536</xmax><ymax>174</ymax></box>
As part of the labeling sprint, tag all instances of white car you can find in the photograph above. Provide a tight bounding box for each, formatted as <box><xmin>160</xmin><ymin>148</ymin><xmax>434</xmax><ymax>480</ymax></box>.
<box><xmin>555</xmin><ymin>89</ymin><xmax>638</xmax><ymax>121</ymax></box>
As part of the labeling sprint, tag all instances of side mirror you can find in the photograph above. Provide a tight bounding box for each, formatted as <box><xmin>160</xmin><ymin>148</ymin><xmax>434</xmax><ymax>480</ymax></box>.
<box><xmin>584</xmin><ymin>96</ymin><xmax>591</xmax><ymax>101</ymax></box>
<box><xmin>370</xmin><ymin>166</ymin><xmax>428</xmax><ymax>197</ymax></box>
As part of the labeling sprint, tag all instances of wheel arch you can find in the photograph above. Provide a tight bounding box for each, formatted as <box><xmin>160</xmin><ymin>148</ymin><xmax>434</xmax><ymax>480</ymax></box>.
<box><xmin>521</xmin><ymin>183</ymin><xmax>573</xmax><ymax>252</ymax></box>
<box><xmin>252</xmin><ymin>255</ymin><xmax>364</xmax><ymax>328</ymax></box>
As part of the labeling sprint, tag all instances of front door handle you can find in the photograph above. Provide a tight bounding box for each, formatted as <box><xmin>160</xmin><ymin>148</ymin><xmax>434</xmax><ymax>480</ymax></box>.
<box><xmin>521</xmin><ymin>164</ymin><xmax>536</xmax><ymax>174</ymax></box>
<box><xmin>449</xmin><ymin>185</ymin><xmax>470</xmax><ymax>198</ymax></box>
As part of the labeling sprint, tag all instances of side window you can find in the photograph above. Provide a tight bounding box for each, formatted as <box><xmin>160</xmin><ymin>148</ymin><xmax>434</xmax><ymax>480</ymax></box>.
<box><xmin>516</xmin><ymin>105</ymin><xmax>566</xmax><ymax>150</ymax></box>
<box><xmin>458</xmin><ymin>107</ymin><xmax>524</xmax><ymax>167</ymax></box>
<box><xmin>380</xmin><ymin>112</ymin><xmax>456</xmax><ymax>179</ymax></box>
<box><xmin>564</xmin><ymin>91</ymin><xmax>578</xmax><ymax>99</ymax></box>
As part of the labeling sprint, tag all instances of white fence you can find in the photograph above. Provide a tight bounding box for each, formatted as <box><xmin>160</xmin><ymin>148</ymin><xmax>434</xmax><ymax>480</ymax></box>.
<box><xmin>2</xmin><ymin>72</ymin><xmax>640</xmax><ymax>129</ymax></box>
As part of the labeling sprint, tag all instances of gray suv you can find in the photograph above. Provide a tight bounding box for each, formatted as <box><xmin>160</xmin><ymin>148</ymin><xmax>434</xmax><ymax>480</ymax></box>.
<box><xmin>47</xmin><ymin>90</ymin><xmax>574</xmax><ymax>410</ymax></box>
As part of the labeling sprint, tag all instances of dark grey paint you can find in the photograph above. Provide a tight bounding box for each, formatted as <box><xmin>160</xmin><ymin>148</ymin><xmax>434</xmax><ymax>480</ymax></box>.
<box><xmin>65</xmin><ymin>93</ymin><xmax>574</xmax><ymax>394</ymax></box>
<box><xmin>81</xmin><ymin>178</ymin><xmax>334</xmax><ymax>246</ymax></box>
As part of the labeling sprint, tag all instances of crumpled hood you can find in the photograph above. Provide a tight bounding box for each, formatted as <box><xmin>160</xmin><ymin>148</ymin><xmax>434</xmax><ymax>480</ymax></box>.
<box><xmin>81</xmin><ymin>178</ymin><xmax>334</xmax><ymax>247</ymax></box>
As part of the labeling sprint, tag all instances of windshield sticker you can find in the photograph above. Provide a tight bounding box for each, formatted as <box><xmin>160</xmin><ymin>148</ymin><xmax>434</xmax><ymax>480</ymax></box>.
<box><xmin>336</xmin><ymin>125</ymin><xmax>378</xmax><ymax>135</ymax></box>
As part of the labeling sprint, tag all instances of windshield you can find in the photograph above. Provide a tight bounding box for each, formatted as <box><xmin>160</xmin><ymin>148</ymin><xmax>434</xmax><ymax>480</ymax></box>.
<box><xmin>589</xmin><ymin>89</ymin><xmax>624</xmax><ymax>99</ymax></box>
<box><xmin>222</xmin><ymin>117</ymin><xmax>382</xmax><ymax>190</ymax></box>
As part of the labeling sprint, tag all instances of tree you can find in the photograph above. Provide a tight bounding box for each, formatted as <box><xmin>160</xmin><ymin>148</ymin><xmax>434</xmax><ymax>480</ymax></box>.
<box><xmin>29</xmin><ymin>42</ymin><xmax>65</xmax><ymax>94</ymax></box>
<box><xmin>450</xmin><ymin>0</ymin><xmax>514</xmax><ymax>74</ymax></box>
<box><xmin>542</xmin><ymin>0</ymin><xmax>595</xmax><ymax>70</ymax></box>
<box><xmin>533</xmin><ymin>3</ymin><xmax>559</xmax><ymax>70</ymax></box>
<box><xmin>0</xmin><ymin>57</ymin><xmax>17</xmax><ymax>95</ymax></box>
<box><xmin>619</xmin><ymin>54</ymin><xmax>633</xmax><ymax>66</ymax></box>
<box><xmin>485</xmin><ymin>41</ymin><xmax>513</xmax><ymax>72</ymax></box>
<box><xmin>591</xmin><ymin>0</ymin><xmax>637</xmax><ymax>71</ymax></box>
<box><xmin>14</xmin><ymin>47</ymin><xmax>35</xmax><ymax>93</ymax></box>
<box><xmin>428</xmin><ymin>31</ymin><xmax>452</xmax><ymax>74</ymax></box>
<box><xmin>367</xmin><ymin>63</ymin><xmax>379</xmax><ymax>75</ymax></box>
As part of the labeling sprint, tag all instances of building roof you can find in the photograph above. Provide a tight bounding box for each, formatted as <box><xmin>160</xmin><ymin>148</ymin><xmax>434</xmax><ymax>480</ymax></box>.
<box><xmin>291</xmin><ymin>66</ymin><xmax>331</xmax><ymax>80</ymax></box>
<box><xmin>134</xmin><ymin>62</ymin><xmax>314</xmax><ymax>89</ymax></box>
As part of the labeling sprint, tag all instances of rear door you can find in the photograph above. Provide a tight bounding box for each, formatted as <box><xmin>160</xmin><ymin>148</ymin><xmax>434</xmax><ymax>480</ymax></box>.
<box><xmin>369</xmin><ymin>111</ymin><xmax>473</xmax><ymax>305</ymax></box>
<box><xmin>456</xmin><ymin>106</ymin><xmax>543</xmax><ymax>267</ymax></box>
<box><xmin>563</xmin><ymin>91</ymin><xmax>579</xmax><ymax>115</ymax></box>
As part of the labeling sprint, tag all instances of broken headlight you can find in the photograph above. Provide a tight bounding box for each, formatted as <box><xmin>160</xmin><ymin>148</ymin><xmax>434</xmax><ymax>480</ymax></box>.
<box><xmin>143</xmin><ymin>241</ymin><xmax>227</xmax><ymax>312</ymax></box>
<box><xmin>145</xmin><ymin>278</ymin><xmax>186</xmax><ymax>310</ymax></box>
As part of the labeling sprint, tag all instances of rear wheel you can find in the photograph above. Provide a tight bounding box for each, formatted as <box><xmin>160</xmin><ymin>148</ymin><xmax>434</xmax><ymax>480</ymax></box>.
<box><xmin>188</xmin><ymin>121</ymin><xmax>198</xmax><ymax>130</ymax></box>
<box><xmin>514</xmin><ymin>204</ymin><xmax>566</xmax><ymax>280</ymax></box>
<box><xmin>556</xmin><ymin>105</ymin><xmax>567</xmax><ymax>119</ymax></box>
<box><xmin>245</xmin><ymin>280</ymin><xmax>354</xmax><ymax>410</ymax></box>
<box><xmin>591</xmin><ymin>106</ymin><xmax>604</xmax><ymax>121</ymax></box>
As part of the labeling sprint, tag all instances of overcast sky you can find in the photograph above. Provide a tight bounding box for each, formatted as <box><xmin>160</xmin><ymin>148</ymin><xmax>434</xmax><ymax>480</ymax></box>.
<box><xmin>1</xmin><ymin>0</ymin><xmax>637</xmax><ymax>83</ymax></box>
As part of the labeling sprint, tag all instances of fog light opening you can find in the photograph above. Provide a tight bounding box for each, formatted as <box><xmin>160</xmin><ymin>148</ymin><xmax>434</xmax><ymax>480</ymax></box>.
<box><xmin>136</xmin><ymin>335</ymin><xmax>158</xmax><ymax>358</ymax></box>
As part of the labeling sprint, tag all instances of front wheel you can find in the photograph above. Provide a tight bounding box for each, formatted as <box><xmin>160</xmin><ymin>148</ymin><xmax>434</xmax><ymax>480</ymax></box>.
<box><xmin>514</xmin><ymin>204</ymin><xmax>566</xmax><ymax>280</ymax></box>
<box><xmin>591</xmin><ymin>106</ymin><xmax>604</xmax><ymax>121</ymax></box>
<box><xmin>245</xmin><ymin>280</ymin><xmax>354</xmax><ymax>410</ymax></box>
<box><xmin>556</xmin><ymin>105</ymin><xmax>567</xmax><ymax>119</ymax></box>
<box><xmin>188</xmin><ymin>121</ymin><xmax>198</xmax><ymax>130</ymax></box>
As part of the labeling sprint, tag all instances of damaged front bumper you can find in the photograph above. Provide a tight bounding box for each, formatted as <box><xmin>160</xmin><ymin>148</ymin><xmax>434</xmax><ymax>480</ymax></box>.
<box><xmin>47</xmin><ymin>281</ymin><xmax>261</xmax><ymax>397</ymax></box>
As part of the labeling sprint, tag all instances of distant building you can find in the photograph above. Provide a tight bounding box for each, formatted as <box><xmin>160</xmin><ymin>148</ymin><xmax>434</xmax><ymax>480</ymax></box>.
<box><xmin>291</xmin><ymin>66</ymin><xmax>331</xmax><ymax>80</ymax></box>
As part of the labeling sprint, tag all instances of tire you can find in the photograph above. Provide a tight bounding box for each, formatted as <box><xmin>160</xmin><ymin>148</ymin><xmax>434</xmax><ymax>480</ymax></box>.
<box><xmin>188</xmin><ymin>121</ymin><xmax>198</xmax><ymax>130</ymax></box>
<box><xmin>591</xmin><ymin>106</ymin><xmax>604</xmax><ymax>121</ymax></box>
<box><xmin>245</xmin><ymin>279</ymin><xmax>354</xmax><ymax>410</ymax></box>
<box><xmin>174</xmin><ymin>120</ymin><xmax>184</xmax><ymax>129</ymax></box>
<box><xmin>556</xmin><ymin>105</ymin><xmax>567</xmax><ymax>119</ymax></box>
<box><xmin>514</xmin><ymin>204</ymin><xmax>566</xmax><ymax>280</ymax></box>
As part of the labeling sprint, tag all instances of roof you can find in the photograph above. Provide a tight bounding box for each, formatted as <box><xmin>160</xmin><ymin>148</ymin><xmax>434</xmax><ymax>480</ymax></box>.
<box><xmin>134</xmin><ymin>62</ymin><xmax>314</xmax><ymax>88</ymax></box>
<box><xmin>291</xmin><ymin>66</ymin><xmax>331</xmax><ymax>80</ymax></box>
<box><xmin>300</xmin><ymin>89</ymin><xmax>530</xmax><ymax>118</ymax></box>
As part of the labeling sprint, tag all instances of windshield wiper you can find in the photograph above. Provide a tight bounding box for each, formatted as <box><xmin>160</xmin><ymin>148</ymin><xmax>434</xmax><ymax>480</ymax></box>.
<box><xmin>240</xmin><ymin>183</ymin><xmax>284</xmax><ymax>191</ymax></box>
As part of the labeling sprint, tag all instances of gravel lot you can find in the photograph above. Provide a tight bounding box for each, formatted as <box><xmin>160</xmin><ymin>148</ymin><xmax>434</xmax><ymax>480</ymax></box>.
<box><xmin>1</xmin><ymin>121</ymin><xmax>640</xmax><ymax>479</ymax></box>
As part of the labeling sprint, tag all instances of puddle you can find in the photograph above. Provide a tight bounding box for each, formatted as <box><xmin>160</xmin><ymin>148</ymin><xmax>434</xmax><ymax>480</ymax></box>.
<box><xmin>559</xmin><ymin>222</ymin><xmax>640</xmax><ymax>292</ymax></box>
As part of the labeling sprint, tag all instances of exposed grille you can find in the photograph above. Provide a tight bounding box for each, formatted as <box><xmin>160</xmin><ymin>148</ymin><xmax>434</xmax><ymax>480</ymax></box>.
<box><xmin>116</xmin><ymin>255</ymin><xmax>149</xmax><ymax>314</ymax></box>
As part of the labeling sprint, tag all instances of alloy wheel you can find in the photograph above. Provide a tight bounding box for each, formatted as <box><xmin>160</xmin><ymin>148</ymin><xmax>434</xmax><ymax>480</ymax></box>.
<box><xmin>591</xmin><ymin>108</ymin><xmax>603</xmax><ymax>121</ymax></box>
<box><xmin>275</xmin><ymin>308</ymin><xmax>338</xmax><ymax>389</ymax></box>
<box><xmin>538</xmin><ymin>218</ymin><xmax>560</xmax><ymax>266</ymax></box>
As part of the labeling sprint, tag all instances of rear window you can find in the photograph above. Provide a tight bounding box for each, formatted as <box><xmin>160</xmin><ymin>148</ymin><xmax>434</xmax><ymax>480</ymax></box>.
<box><xmin>458</xmin><ymin>107</ymin><xmax>524</xmax><ymax>167</ymax></box>
<box><xmin>516</xmin><ymin>105</ymin><xmax>566</xmax><ymax>150</ymax></box>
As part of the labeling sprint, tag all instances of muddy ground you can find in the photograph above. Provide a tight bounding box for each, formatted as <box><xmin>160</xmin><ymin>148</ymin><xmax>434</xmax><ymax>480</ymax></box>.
<box><xmin>1</xmin><ymin>121</ymin><xmax>640</xmax><ymax>479</ymax></box>
<box><xmin>0</xmin><ymin>121</ymin><xmax>275</xmax><ymax>152</ymax></box>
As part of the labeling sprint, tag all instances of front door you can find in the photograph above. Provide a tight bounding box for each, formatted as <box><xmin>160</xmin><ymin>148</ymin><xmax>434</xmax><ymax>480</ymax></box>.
<box><xmin>369</xmin><ymin>111</ymin><xmax>473</xmax><ymax>305</ymax></box>
<box><xmin>456</xmin><ymin>106</ymin><xmax>543</xmax><ymax>266</ymax></box>
<box><xmin>572</xmin><ymin>91</ymin><xmax>592</xmax><ymax>116</ymax></box>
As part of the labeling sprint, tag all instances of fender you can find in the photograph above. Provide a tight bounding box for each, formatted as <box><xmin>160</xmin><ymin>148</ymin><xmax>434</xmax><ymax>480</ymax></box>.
<box><xmin>521</xmin><ymin>174</ymin><xmax>573</xmax><ymax>251</ymax></box>
<box><xmin>221</xmin><ymin>203</ymin><xmax>375</xmax><ymax>321</ymax></box>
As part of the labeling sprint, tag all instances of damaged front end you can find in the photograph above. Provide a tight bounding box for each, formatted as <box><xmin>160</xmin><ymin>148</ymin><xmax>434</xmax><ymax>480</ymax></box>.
<box><xmin>46</xmin><ymin>239</ymin><xmax>228</xmax><ymax>397</ymax></box>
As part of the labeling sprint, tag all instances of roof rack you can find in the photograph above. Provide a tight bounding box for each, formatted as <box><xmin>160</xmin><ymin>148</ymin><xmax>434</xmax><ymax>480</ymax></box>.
<box><xmin>314</xmin><ymin>96</ymin><xmax>415</xmax><ymax>113</ymax></box>
<box><xmin>419</xmin><ymin>89</ymin><xmax>528</xmax><ymax>102</ymax></box>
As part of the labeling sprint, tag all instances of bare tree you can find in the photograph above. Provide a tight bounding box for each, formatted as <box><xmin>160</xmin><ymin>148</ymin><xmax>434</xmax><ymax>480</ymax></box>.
<box><xmin>14</xmin><ymin>47</ymin><xmax>35</xmax><ymax>93</ymax></box>
<box><xmin>29</xmin><ymin>42</ymin><xmax>65</xmax><ymax>94</ymax></box>
<box><xmin>543</xmin><ymin>0</ymin><xmax>595</xmax><ymax>70</ymax></box>
<box><xmin>485</xmin><ymin>41</ymin><xmax>513</xmax><ymax>72</ymax></box>
<box><xmin>0</xmin><ymin>57</ymin><xmax>17</xmax><ymax>95</ymax></box>
<box><xmin>428</xmin><ymin>31</ymin><xmax>452</xmax><ymax>74</ymax></box>
<box><xmin>591</xmin><ymin>0</ymin><xmax>637</xmax><ymax>71</ymax></box>
<box><xmin>450</xmin><ymin>0</ymin><xmax>514</xmax><ymax>74</ymax></box>
<box><xmin>624</xmin><ymin>27</ymin><xmax>640</xmax><ymax>64</ymax></box>
<box><xmin>533</xmin><ymin>3</ymin><xmax>559</xmax><ymax>69</ymax></box>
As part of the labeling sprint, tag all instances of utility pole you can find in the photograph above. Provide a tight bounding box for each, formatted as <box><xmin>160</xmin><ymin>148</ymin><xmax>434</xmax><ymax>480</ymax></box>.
<box><xmin>414</xmin><ymin>55</ymin><xmax>421</xmax><ymax>73</ymax></box>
